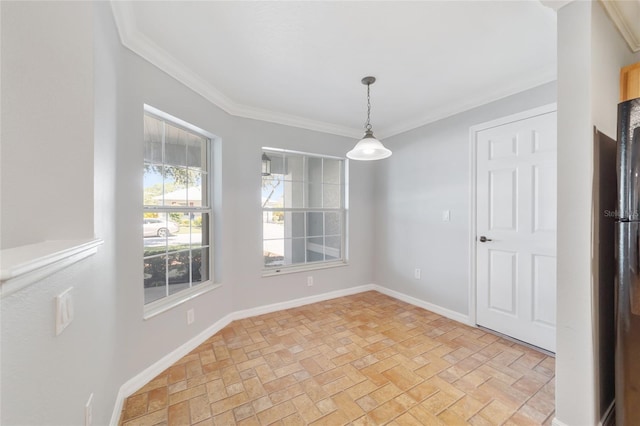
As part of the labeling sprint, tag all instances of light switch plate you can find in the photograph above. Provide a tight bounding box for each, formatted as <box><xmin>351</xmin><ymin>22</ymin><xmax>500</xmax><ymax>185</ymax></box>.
<box><xmin>55</xmin><ymin>287</ymin><xmax>74</xmax><ymax>335</ymax></box>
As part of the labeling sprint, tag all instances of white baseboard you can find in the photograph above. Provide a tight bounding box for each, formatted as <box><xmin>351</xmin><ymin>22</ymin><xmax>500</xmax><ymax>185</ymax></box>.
<box><xmin>371</xmin><ymin>285</ymin><xmax>472</xmax><ymax>326</ymax></box>
<box><xmin>551</xmin><ymin>401</ymin><xmax>614</xmax><ymax>426</ymax></box>
<box><xmin>109</xmin><ymin>283</ymin><xmax>468</xmax><ymax>425</ymax></box>
<box><xmin>109</xmin><ymin>311</ymin><xmax>235</xmax><ymax>425</ymax></box>
<box><xmin>230</xmin><ymin>284</ymin><xmax>377</xmax><ymax>321</ymax></box>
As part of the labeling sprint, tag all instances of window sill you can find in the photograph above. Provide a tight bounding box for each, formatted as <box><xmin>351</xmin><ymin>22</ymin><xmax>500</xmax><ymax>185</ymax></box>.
<box><xmin>0</xmin><ymin>238</ymin><xmax>104</xmax><ymax>298</ymax></box>
<box><xmin>143</xmin><ymin>281</ymin><xmax>222</xmax><ymax>320</ymax></box>
<box><xmin>262</xmin><ymin>260</ymin><xmax>348</xmax><ymax>277</ymax></box>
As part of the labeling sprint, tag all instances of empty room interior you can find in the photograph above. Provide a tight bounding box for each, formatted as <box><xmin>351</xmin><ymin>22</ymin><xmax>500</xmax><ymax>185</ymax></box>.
<box><xmin>2</xmin><ymin>1</ymin><xmax>640</xmax><ymax>425</ymax></box>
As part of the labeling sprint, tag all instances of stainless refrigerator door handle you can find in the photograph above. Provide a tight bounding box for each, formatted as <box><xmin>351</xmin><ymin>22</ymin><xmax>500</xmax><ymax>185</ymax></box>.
<box><xmin>479</xmin><ymin>236</ymin><xmax>492</xmax><ymax>243</ymax></box>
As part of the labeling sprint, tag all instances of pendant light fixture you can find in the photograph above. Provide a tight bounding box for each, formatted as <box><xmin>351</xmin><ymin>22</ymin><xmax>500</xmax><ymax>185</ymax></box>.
<box><xmin>346</xmin><ymin>76</ymin><xmax>392</xmax><ymax>161</ymax></box>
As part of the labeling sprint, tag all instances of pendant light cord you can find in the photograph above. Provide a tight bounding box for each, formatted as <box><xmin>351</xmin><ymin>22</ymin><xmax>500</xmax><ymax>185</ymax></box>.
<box><xmin>365</xmin><ymin>83</ymin><xmax>372</xmax><ymax>131</ymax></box>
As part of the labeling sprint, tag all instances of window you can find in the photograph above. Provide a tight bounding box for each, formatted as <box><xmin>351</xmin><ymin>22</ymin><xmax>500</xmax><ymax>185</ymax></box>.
<box><xmin>143</xmin><ymin>106</ymin><xmax>214</xmax><ymax>309</ymax></box>
<box><xmin>262</xmin><ymin>148</ymin><xmax>347</xmax><ymax>272</ymax></box>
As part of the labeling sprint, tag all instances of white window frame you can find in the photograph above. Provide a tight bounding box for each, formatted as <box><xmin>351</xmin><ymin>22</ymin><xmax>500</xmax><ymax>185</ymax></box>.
<box><xmin>262</xmin><ymin>147</ymin><xmax>349</xmax><ymax>276</ymax></box>
<box><xmin>143</xmin><ymin>105</ymin><xmax>219</xmax><ymax>318</ymax></box>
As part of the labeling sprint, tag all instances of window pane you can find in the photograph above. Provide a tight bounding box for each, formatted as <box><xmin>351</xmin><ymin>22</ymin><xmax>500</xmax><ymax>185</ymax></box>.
<box><xmin>263</xmin><ymin>209</ymin><xmax>284</xmax><ymax>267</ymax></box>
<box><xmin>284</xmin><ymin>181</ymin><xmax>304</xmax><ymax>208</ymax></box>
<box><xmin>144</xmin><ymin>115</ymin><xmax>163</xmax><ymax>163</ymax></box>
<box><xmin>144</xmin><ymin>255</ymin><xmax>166</xmax><ymax>304</ymax></box>
<box><xmin>166</xmin><ymin>213</ymin><xmax>187</xmax><ymax>253</ymax></box>
<box><xmin>291</xmin><ymin>238</ymin><xmax>305</xmax><ymax>264</ymax></box>
<box><xmin>186</xmin><ymin>133</ymin><xmax>206</xmax><ymax>170</ymax></box>
<box><xmin>288</xmin><ymin>212</ymin><xmax>305</xmax><ymax>238</ymax></box>
<box><xmin>262</xmin><ymin>177</ymin><xmax>284</xmax><ymax>207</ymax></box>
<box><xmin>143</xmin><ymin>165</ymin><xmax>163</xmax><ymax>206</ymax></box>
<box><xmin>190</xmin><ymin>212</ymin><xmax>206</xmax><ymax>248</ymax></box>
<box><xmin>187</xmin><ymin>172</ymin><xmax>204</xmax><ymax>207</ymax></box>
<box><xmin>325</xmin><ymin>236</ymin><xmax>341</xmax><ymax>260</ymax></box>
<box><xmin>162</xmin><ymin>166</ymin><xmax>186</xmax><ymax>206</ymax></box>
<box><xmin>264</xmin><ymin>239</ymin><xmax>284</xmax><ymax>267</ymax></box>
<box><xmin>306</xmin><ymin>237</ymin><xmax>324</xmax><ymax>262</ymax></box>
<box><xmin>323</xmin><ymin>159</ymin><xmax>341</xmax><ymax>184</ymax></box>
<box><xmin>286</xmin><ymin>155</ymin><xmax>304</xmax><ymax>182</ymax></box>
<box><xmin>308</xmin><ymin>183</ymin><xmax>323</xmax><ymax>208</ymax></box>
<box><xmin>325</xmin><ymin>212</ymin><xmax>341</xmax><ymax>236</ymax></box>
<box><xmin>308</xmin><ymin>157</ymin><xmax>322</xmax><ymax>183</ymax></box>
<box><xmin>165</xmin><ymin>123</ymin><xmax>188</xmax><ymax>167</ymax></box>
<box><xmin>323</xmin><ymin>184</ymin><xmax>341</xmax><ymax>208</ymax></box>
<box><xmin>307</xmin><ymin>212</ymin><xmax>323</xmax><ymax>237</ymax></box>
<box><xmin>192</xmin><ymin>248</ymin><xmax>209</xmax><ymax>284</ymax></box>
<box><xmin>167</xmin><ymin>251</ymin><xmax>190</xmax><ymax>295</ymax></box>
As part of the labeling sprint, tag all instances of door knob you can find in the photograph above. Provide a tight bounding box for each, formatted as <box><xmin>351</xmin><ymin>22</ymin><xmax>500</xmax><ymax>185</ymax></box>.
<box><xmin>479</xmin><ymin>236</ymin><xmax>492</xmax><ymax>242</ymax></box>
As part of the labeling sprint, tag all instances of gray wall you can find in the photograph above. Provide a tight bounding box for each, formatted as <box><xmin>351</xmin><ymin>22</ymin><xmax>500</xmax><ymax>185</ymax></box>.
<box><xmin>373</xmin><ymin>82</ymin><xmax>557</xmax><ymax>316</ymax></box>
<box><xmin>1</xmin><ymin>2</ymin><xmax>374</xmax><ymax>425</ymax></box>
<box><xmin>1</xmin><ymin>3</ymin><xmax>120</xmax><ymax>425</ymax></box>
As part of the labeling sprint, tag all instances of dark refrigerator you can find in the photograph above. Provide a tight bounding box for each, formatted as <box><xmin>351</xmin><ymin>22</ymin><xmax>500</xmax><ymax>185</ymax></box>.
<box><xmin>616</xmin><ymin>97</ymin><xmax>640</xmax><ymax>426</ymax></box>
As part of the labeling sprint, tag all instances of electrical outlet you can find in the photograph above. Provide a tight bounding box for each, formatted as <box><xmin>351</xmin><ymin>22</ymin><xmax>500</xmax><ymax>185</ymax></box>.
<box><xmin>55</xmin><ymin>287</ymin><xmax>74</xmax><ymax>335</ymax></box>
<box><xmin>414</xmin><ymin>268</ymin><xmax>421</xmax><ymax>280</ymax></box>
<box><xmin>85</xmin><ymin>393</ymin><xmax>93</xmax><ymax>426</ymax></box>
<box><xmin>187</xmin><ymin>309</ymin><xmax>195</xmax><ymax>325</ymax></box>
<box><xmin>307</xmin><ymin>276</ymin><xmax>314</xmax><ymax>287</ymax></box>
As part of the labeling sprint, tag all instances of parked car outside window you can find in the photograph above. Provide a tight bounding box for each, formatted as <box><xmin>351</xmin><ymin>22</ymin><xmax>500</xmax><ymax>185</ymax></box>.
<box><xmin>143</xmin><ymin>218</ymin><xmax>180</xmax><ymax>237</ymax></box>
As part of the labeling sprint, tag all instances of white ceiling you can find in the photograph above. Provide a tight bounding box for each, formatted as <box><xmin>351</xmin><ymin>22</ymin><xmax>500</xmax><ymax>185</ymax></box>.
<box><xmin>111</xmin><ymin>1</ymin><xmax>558</xmax><ymax>139</ymax></box>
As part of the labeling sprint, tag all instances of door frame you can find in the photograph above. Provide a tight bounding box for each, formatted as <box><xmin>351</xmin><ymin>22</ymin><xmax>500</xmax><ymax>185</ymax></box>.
<box><xmin>467</xmin><ymin>103</ymin><xmax>557</xmax><ymax>327</ymax></box>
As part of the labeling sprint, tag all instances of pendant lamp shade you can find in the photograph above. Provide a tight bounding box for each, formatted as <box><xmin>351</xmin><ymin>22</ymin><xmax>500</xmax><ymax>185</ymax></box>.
<box><xmin>346</xmin><ymin>76</ymin><xmax>391</xmax><ymax>161</ymax></box>
<box><xmin>346</xmin><ymin>130</ymin><xmax>392</xmax><ymax>161</ymax></box>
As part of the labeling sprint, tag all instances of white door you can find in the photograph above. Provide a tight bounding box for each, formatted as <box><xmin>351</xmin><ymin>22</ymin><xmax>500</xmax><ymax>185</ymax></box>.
<box><xmin>475</xmin><ymin>109</ymin><xmax>557</xmax><ymax>352</ymax></box>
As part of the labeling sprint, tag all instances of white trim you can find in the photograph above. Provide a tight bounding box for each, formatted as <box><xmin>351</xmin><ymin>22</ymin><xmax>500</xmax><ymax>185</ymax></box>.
<box><xmin>109</xmin><ymin>1</ymin><xmax>360</xmax><ymax>139</ymax></box>
<box><xmin>552</xmin><ymin>418</ymin><xmax>570</xmax><ymax>426</ymax></box>
<box><xmin>143</xmin><ymin>283</ymin><xmax>222</xmax><ymax>320</ymax></box>
<box><xmin>377</xmin><ymin>74</ymin><xmax>557</xmax><ymax>139</ymax></box>
<box><xmin>231</xmin><ymin>285</ymin><xmax>375</xmax><ymax>321</ymax></box>
<box><xmin>0</xmin><ymin>239</ymin><xmax>104</xmax><ymax>298</ymax></box>
<box><xmin>109</xmin><ymin>1</ymin><xmax>557</xmax><ymax>140</ymax></box>
<box><xmin>110</xmin><ymin>284</ymin><xmax>376</xmax><ymax>425</ymax></box>
<box><xmin>467</xmin><ymin>103</ymin><xmax>557</xmax><ymax>327</ymax></box>
<box><xmin>109</xmin><ymin>283</ymin><xmax>472</xmax><ymax>424</ymax></box>
<box><xmin>539</xmin><ymin>0</ymin><xmax>575</xmax><ymax>12</ymax></box>
<box><xmin>599</xmin><ymin>0</ymin><xmax>640</xmax><ymax>53</ymax></box>
<box><xmin>262</xmin><ymin>260</ymin><xmax>348</xmax><ymax>277</ymax></box>
<box><xmin>373</xmin><ymin>286</ymin><xmax>472</xmax><ymax>326</ymax></box>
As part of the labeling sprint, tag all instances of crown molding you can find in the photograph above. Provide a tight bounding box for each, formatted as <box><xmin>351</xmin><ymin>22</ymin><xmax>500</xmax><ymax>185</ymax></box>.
<box><xmin>110</xmin><ymin>1</ymin><xmax>361</xmax><ymax>139</ymax></box>
<box><xmin>600</xmin><ymin>0</ymin><xmax>640</xmax><ymax>53</ymax></box>
<box><xmin>111</xmin><ymin>1</ymin><xmax>557</xmax><ymax>141</ymax></box>
<box><xmin>379</xmin><ymin>71</ymin><xmax>557</xmax><ymax>139</ymax></box>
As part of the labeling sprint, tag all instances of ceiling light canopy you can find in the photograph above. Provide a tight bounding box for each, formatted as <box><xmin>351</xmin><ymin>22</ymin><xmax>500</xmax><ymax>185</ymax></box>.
<box><xmin>347</xmin><ymin>76</ymin><xmax>391</xmax><ymax>161</ymax></box>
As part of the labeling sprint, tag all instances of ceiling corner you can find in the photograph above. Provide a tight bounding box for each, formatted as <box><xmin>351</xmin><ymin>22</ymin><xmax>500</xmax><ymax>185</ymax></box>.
<box><xmin>538</xmin><ymin>0</ymin><xmax>575</xmax><ymax>12</ymax></box>
<box><xmin>600</xmin><ymin>0</ymin><xmax>640</xmax><ymax>53</ymax></box>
